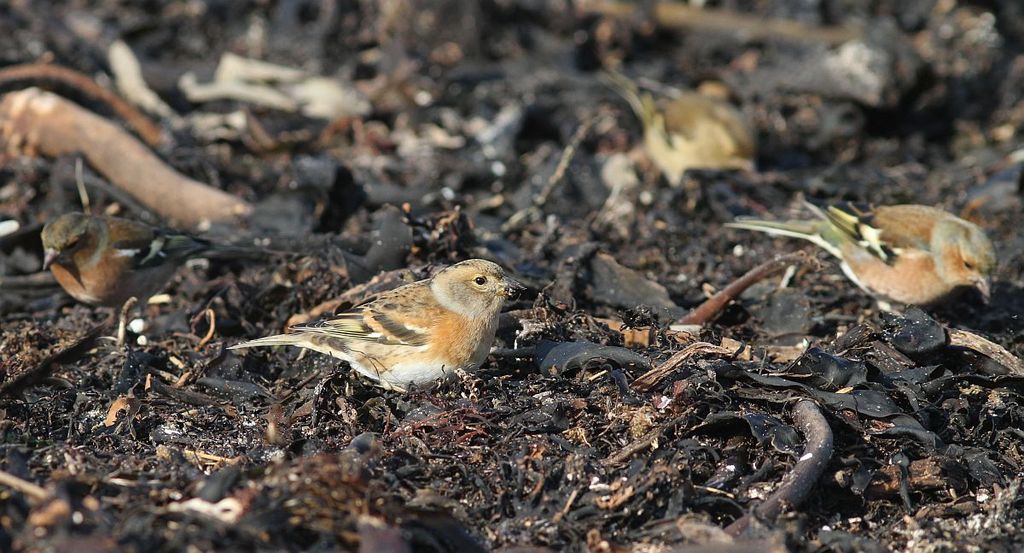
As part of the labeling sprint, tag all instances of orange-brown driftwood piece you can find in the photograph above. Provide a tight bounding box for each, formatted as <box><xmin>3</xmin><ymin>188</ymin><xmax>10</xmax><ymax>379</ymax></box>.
<box><xmin>0</xmin><ymin>88</ymin><xmax>252</xmax><ymax>227</ymax></box>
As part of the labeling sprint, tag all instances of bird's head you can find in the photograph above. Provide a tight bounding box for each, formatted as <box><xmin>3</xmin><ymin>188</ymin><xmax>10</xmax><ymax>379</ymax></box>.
<box><xmin>40</xmin><ymin>213</ymin><xmax>95</xmax><ymax>270</ymax></box>
<box><xmin>430</xmin><ymin>259</ymin><xmax>525</xmax><ymax>319</ymax></box>
<box><xmin>935</xmin><ymin>219</ymin><xmax>996</xmax><ymax>301</ymax></box>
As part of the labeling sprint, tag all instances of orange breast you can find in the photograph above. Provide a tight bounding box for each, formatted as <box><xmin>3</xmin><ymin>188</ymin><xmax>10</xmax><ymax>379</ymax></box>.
<box><xmin>50</xmin><ymin>262</ymin><xmax>109</xmax><ymax>305</ymax></box>
<box><xmin>842</xmin><ymin>246</ymin><xmax>952</xmax><ymax>305</ymax></box>
<box><xmin>50</xmin><ymin>252</ymin><xmax>176</xmax><ymax>307</ymax></box>
<box><xmin>431</xmin><ymin>312</ymin><xmax>484</xmax><ymax>368</ymax></box>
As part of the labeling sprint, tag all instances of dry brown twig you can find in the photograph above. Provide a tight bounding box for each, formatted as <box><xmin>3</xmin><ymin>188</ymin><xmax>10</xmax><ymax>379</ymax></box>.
<box><xmin>0</xmin><ymin>63</ymin><xmax>164</xmax><ymax>147</ymax></box>
<box><xmin>0</xmin><ymin>469</ymin><xmax>49</xmax><ymax>502</ymax></box>
<box><xmin>502</xmin><ymin>114</ymin><xmax>601</xmax><ymax>232</ymax></box>
<box><xmin>0</xmin><ymin>314</ymin><xmax>113</xmax><ymax>396</ymax></box>
<box><xmin>196</xmin><ymin>308</ymin><xmax>218</xmax><ymax>351</ymax></box>
<box><xmin>680</xmin><ymin>252</ymin><xmax>812</xmax><ymax>326</ymax></box>
<box><xmin>623</xmin><ymin>253</ymin><xmax>813</xmax><ymax>392</ymax></box>
<box><xmin>0</xmin><ymin>88</ymin><xmax>252</xmax><ymax>228</ymax></box>
<box><xmin>603</xmin><ymin>415</ymin><xmax>686</xmax><ymax>466</ymax></box>
<box><xmin>631</xmin><ymin>341</ymin><xmax>735</xmax><ymax>392</ymax></box>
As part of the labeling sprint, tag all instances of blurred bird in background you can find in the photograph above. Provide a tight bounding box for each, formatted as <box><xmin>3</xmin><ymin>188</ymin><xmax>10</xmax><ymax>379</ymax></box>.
<box><xmin>603</xmin><ymin>69</ymin><xmax>756</xmax><ymax>186</ymax></box>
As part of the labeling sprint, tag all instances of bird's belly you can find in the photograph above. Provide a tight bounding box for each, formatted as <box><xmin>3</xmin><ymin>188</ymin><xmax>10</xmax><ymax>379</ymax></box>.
<box><xmin>840</xmin><ymin>252</ymin><xmax>949</xmax><ymax>305</ymax></box>
<box><xmin>349</xmin><ymin>333</ymin><xmax>493</xmax><ymax>390</ymax></box>
<box><xmin>51</xmin><ymin>262</ymin><xmax>176</xmax><ymax>307</ymax></box>
<box><xmin>51</xmin><ymin>264</ymin><xmax>112</xmax><ymax>305</ymax></box>
<box><xmin>343</xmin><ymin>314</ymin><xmax>499</xmax><ymax>390</ymax></box>
<box><xmin>368</xmin><ymin>359</ymin><xmax>452</xmax><ymax>388</ymax></box>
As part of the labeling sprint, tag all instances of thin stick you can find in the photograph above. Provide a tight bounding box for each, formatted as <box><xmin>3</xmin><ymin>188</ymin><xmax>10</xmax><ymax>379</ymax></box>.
<box><xmin>502</xmin><ymin>115</ymin><xmax>600</xmax><ymax>232</ymax></box>
<box><xmin>535</xmin><ymin>115</ymin><xmax>598</xmax><ymax>207</ymax></box>
<box><xmin>679</xmin><ymin>252</ymin><xmax>810</xmax><ymax>326</ymax></box>
<box><xmin>603</xmin><ymin>415</ymin><xmax>685</xmax><ymax>466</ymax></box>
<box><xmin>116</xmin><ymin>296</ymin><xmax>138</xmax><ymax>348</ymax></box>
<box><xmin>195</xmin><ymin>308</ymin><xmax>217</xmax><ymax>351</ymax></box>
<box><xmin>74</xmin><ymin>157</ymin><xmax>90</xmax><ymax>214</ymax></box>
<box><xmin>0</xmin><ymin>314</ymin><xmax>113</xmax><ymax>395</ymax></box>
<box><xmin>631</xmin><ymin>342</ymin><xmax>734</xmax><ymax>391</ymax></box>
<box><xmin>0</xmin><ymin>469</ymin><xmax>50</xmax><ymax>502</ymax></box>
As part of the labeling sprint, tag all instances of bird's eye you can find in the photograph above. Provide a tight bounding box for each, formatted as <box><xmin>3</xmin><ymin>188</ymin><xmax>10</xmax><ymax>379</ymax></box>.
<box><xmin>474</xmin><ymin>276</ymin><xmax>487</xmax><ymax>286</ymax></box>
<box><xmin>65</xmin><ymin>237</ymin><xmax>80</xmax><ymax>249</ymax></box>
<box><xmin>964</xmin><ymin>261</ymin><xmax>975</xmax><ymax>270</ymax></box>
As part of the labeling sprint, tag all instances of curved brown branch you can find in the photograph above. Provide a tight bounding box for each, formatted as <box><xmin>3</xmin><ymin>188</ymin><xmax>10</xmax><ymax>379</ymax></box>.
<box><xmin>0</xmin><ymin>63</ymin><xmax>163</xmax><ymax>147</ymax></box>
<box><xmin>725</xmin><ymin>400</ymin><xmax>833</xmax><ymax>536</ymax></box>
<box><xmin>0</xmin><ymin>88</ymin><xmax>252</xmax><ymax>227</ymax></box>
<box><xmin>680</xmin><ymin>252</ymin><xmax>811</xmax><ymax>326</ymax></box>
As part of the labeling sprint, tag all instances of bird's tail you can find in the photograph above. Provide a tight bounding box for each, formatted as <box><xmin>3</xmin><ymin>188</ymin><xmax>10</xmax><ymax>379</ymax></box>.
<box><xmin>228</xmin><ymin>334</ymin><xmax>306</xmax><ymax>350</ymax></box>
<box><xmin>201</xmin><ymin>243</ymin><xmax>277</xmax><ymax>261</ymax></box>
<box><xmin>725</xmin><ymin>217</ymin><xmax>842</xmax><ymax>259</ymax></box>
<box><xmin>600</xmin><ymin>69</ymin><xmax>658</xmax><ymax>128</ymax></box>
<box><xmin>159</xmin><ymin>232</ymin><xmax>285</xmax><ymax>264</ymax></box>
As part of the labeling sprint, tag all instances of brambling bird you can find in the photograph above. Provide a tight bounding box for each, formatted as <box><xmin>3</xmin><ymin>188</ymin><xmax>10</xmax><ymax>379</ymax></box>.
<box><xmin>40</xmin><ymin>212</ymin><xmax>260</xmax><ymax>307</ymax></box>
<box><xmin>603</xmin><ymin>70</ymin><xmax>756</xmax><ymax>186</ymax></box>
<box><xmin>727</xmin><ymin>203</ymin><xmax>996</xmax><ymax>306</ymax></box>
<box><xmin>230</xmin><ymin>259</ymin><xmax>525</xmax><ymax>391</ymax></box>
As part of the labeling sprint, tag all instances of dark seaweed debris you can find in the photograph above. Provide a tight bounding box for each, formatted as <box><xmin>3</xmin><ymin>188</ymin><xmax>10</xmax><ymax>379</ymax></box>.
<box><xmin>4</xmin><ymin>1</ymin><xmax>1024</xmax><ymax>551</ymax></box>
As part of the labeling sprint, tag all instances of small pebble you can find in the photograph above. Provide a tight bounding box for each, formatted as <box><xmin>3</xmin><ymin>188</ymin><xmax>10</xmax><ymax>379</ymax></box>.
<box><xmin>128</xmin><ymin>318</ymin><xmax>146</xmax><ymax>334</ymax></box>
<box><xmin>148</xmin><ymin>293</ymin><xmax>172</xmax><ymax>305</ymax></box>
<box><xmin>0</xmin><ymin>219</ymin><xmax>19</xmax><ymax>237</ymax></box>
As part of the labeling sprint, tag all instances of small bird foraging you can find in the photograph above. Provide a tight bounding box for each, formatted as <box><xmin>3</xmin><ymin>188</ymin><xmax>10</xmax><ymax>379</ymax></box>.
<box><xmin>726</xmin><ymin>203</ymin><xmax>996</xmax><ymax>306</ymax></box>
<box><xmin>40</xmin><ymin>212</ymin><xmax>262</xmax><ymax>307</ymax></box>
<box><xmin>602</xmin><ymin>70</ymin><xmax>756</xmax><ymax>186</ymax></box>
<box><xmin>230</xmin><ymin>259</ymin><xmax>525</xmax><ymax>391</ymax></box>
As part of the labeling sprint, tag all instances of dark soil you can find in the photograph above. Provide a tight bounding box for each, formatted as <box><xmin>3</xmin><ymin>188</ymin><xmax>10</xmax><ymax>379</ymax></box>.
<box><xmin>3</xmin><ymin>1</ymin><xmax>1024</xmax><ymax>552</ymax></box>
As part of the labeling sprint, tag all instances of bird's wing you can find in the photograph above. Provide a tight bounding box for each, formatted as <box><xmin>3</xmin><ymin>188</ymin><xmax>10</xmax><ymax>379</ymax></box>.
<box><xmin>107</xmin><ymin>219</ymin><xmax>210</xmax><ymax>269</ymax></box>
<box><xmin>705</xmin><ymin>101</ymin><xmax>756</xmax><ymax>158</ymax></box>
<box><xmin>821</xmin><ymin>203</ymin><xmax>943</xmax><ymax>264</ymax></box>
<box><xmin>601</xmin><ymin>70</ymin><xmax>660</xmax><ymax>132</ymax></box>
<box><xmin>289</xmin><ymin>282</ymin><xmax>436</xmax><ymax>347</ymax></box>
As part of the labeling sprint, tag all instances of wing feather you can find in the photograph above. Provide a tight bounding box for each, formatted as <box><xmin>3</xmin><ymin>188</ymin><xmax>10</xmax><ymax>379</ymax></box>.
<box><xmin>108</xmin><ymin>219</ymin><xmax>211</xmax><ymax>269</ymax></box>
<box><xmin>288</xmin><ymin>281</ymin><xmax>437</xmax><ymax>347</ymax></box>
<box><xmin>823</xmin><ymin>202</ymin><xmax>899</xmax><ymax>263</ymax></box>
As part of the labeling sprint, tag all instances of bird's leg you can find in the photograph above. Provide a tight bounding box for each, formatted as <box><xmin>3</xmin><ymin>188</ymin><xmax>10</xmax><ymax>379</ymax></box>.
<box><xmin>116</xmin><ymin>296</ymin><xmax>139</xmax><ymax>347</ymax></box>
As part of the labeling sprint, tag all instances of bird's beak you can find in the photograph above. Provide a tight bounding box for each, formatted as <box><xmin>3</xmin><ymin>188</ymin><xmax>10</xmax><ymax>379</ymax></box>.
<box><xmin>975</xmin><ymin>277</ymin><xmax>991</xmax><ymax>303</ymax></box>
<box><xmin>42</xmin><ymin>248</ymin><xmax>59</xmax><ymax>270</ymax></box>
<box><xmin>502</xmin><ymin>279</ymin><xmax>526</xmax><ymax>299</ymax></box>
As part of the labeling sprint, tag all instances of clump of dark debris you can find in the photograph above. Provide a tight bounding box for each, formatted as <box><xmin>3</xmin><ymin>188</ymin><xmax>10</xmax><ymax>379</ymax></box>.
<box><xmin>3</xmin><ymin>1</ymin><xmax>1024</xmax><ymax>552</ymax></box>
